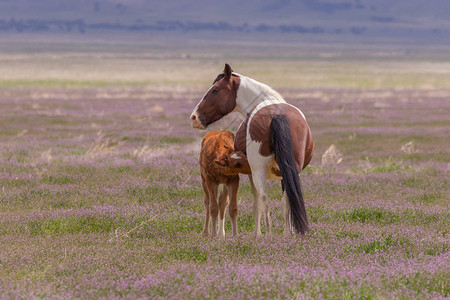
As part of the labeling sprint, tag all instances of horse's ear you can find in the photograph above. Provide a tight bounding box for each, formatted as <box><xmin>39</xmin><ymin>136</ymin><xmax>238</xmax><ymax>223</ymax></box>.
<box><xmin>224</xmin><ymin>63</ymin><xmax>233</xmax><ymax>80</ymax></box>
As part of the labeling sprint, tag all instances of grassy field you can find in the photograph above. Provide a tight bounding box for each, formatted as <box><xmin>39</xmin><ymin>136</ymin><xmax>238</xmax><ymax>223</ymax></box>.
<box><xmin>0</xmin><ymin>35</ymin><xmax>449</xmax><ymax>298</ymax></box>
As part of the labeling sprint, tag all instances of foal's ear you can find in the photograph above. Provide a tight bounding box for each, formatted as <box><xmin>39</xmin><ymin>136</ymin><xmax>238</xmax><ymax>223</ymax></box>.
<box><xmin>214</xmin><ymin>157</ymin><xmax>229</xmax><ymax>167</ymax></box>
<box><xmin>224</xmin><ymin>63</ymin><xmax>233</xmax><ymax>80</ymax></box>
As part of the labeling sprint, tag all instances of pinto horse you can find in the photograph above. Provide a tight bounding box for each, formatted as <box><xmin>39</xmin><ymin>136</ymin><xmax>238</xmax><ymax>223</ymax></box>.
<box><xmin>191</xmin><ymin>64</ymin><xmax>314</xmax><ymax>235</ymax></box>
<box><xmin>199</xmin><ymin>130</ymin><xmax>250</xmax><ymax>237</ymax></box>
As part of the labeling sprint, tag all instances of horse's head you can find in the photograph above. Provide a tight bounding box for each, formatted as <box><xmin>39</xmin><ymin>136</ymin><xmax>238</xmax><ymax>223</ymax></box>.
<box><xmin>190</xmin><ymin>63</ymin><xmax>240</xmax><ymax>130</ymax></box>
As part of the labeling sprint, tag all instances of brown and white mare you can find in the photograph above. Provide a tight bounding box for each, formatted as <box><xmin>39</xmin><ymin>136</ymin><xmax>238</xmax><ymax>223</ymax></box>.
<box><xmin>199</xmin><ymin>130</ymin><xmax>250</xmax><ymax>237</ymax></box>
<box><xmin>191</xmin><ymin>64</ymin><xmax>314</xmax><ymax>236</ymax></box>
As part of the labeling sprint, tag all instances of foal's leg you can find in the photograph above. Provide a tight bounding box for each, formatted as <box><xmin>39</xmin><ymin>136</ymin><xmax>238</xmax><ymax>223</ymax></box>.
<box><xmin>227</xmin><ymin>176</ymin><xmax>240</xmax><ymax>236</ymax></box>
<box><xmin>218</xmin><ymin>185</ymin><xmax>229</xmax><ymax>238</ymax></box>
<box><xmin>201</xmin><ymin>177</ymin><xmax>210</xmax><ymax>237</ymax></box>
<box><xmin>207</xmin><ymin>181</ymin><xmax>220</xmax><ymax>237</ymax></box>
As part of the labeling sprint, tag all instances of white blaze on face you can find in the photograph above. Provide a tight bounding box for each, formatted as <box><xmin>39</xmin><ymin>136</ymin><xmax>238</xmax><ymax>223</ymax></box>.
<box><xmin>230</xmin><ymin>153</ymin><xmax>241</xmax><ymax>159</ymax></box>
<box><xmin>190</xmin><ymin>84</ymin><xmax>214</xmax><ymax>129</ymax></box>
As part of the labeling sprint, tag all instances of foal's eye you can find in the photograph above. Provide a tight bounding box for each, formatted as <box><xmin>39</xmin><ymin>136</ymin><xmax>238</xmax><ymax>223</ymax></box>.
<box><xmin>212</xmin><ymin>89</ymin><xmax>219</xmax><ymax>95</ymax></box>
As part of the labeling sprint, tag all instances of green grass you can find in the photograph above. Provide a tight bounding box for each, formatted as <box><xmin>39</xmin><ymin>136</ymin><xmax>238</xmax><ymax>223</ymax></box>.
<box><xmin>344</xmin><ymin>207</ymin><xmax>399</xmax><ymax>224</ymax></box>
<box><xmin>164</xmin><ymin>246</ymin><xmax>208</xmax><ymax>262</ymax></box>
<box><xmin>352</xmin><ymin>235</ymin><xmax>408</xmax><ymax>254</ymax></box>
<box><xmin>41</xmin><ymin>175</ymin><xmax>75</xmax><ymax>185</ymax></box>
<box><xmin>395</xmin><ymin>273</ymin><xmax>450</xmax><ymax>297</ymax></box>
<box><xmin>126</xmin><ymin>185</ymin><xmax>204</xmax><ymax>204</ymax></box>
<box><xmin>25</xmin><ymin>216</ymin><xmax>122</xmax><ymax>235</ymax></box>
<box><xmin>407</xmin><ymin>193</ymin><xmax>442</xmax><ymax>204</ymax></box>
<box><xmin>308</xmin><ymin>205</ymin><xmax>448</xmax><ymax>228</ymax></box>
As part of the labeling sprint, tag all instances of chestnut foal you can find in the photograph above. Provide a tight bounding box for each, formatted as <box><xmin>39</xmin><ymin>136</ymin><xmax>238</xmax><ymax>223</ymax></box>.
<box><xmin>199</xmin><ymin>130</ymin><xmax>250</xmax><ymax>237</ymax></box>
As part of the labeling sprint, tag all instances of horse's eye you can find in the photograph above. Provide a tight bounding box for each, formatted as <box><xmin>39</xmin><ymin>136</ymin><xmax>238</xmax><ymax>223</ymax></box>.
<box><xmin>212</xmin><ymin>89</ymin><xmax>219</xmax><ymax>95</ymax></box>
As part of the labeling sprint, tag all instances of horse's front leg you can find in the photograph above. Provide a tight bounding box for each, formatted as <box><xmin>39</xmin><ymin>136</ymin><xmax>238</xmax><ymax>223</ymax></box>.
<box><xmin>250</xmin><ymin>171</ymin><xmax>270</xmax><ymax>236</ymax></box>
<box><xmin>248</xmin><ymin>175</ymin><xmax>261</xmax><ymax>236</ymax></box>
<box><xmin>227</xmin><ymin>177</ymin><xmax>240</xmax><ymax>236</ymax></box>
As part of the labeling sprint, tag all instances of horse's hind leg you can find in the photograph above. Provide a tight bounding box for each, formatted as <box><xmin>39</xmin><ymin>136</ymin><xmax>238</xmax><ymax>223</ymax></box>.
<box><xmin>201</xmin><ymin>177</ymin><xmax>210</xmax><ymax>237</ymax></box>
<box><xmin>227</xmin><ymin>177</ymin><xmax>240</xmax><ymax>236</ymax></box>
<box><xmin>218</xmin><ymin>186</ymin><xmax>229</xmax><ymax>238</ymax></box>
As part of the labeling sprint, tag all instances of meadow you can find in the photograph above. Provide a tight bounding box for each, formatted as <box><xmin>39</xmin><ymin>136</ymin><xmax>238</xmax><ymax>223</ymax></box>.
<box><xmin>0</xmin><ymin>35</ymin><xmax>449</xmax><ymax>299</ymax></box>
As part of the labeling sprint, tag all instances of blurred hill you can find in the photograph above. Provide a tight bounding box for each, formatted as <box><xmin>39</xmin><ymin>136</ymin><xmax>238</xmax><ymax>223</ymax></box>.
<box><xmin>0</xmin><ymin>0</ymin><xmax>449</xmax><ymax>42</ymax></box>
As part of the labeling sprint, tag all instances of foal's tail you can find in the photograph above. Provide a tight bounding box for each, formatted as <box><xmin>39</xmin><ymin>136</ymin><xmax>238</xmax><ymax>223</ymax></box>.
<box><xmin>270</xmin><ymin>115</ymin><xmax>309</xmax><ymax>234</ymax></box>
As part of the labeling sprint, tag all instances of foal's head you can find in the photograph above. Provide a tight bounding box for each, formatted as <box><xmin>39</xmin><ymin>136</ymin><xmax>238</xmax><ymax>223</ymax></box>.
<box><xmin>190</xmin><ymin>63</ymin><xmax>240</xmax><ymax>130</ymax></box>
<box><xmin>215</xmin><ymin>151</ymin><xmax>251</xmax><ymax>175</ymax></box>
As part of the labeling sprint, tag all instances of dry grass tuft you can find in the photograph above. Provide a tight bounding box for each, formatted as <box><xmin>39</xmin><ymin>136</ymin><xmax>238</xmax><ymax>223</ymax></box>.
<box><xmin>41</xmin><ymin>148</ymin><xmax>53</xmax><ymax>163</ymax></box>
<box><xmin>149</xmin><ymin>104</ymin><xmax>165</xmax><ymax>113</ymax></box>
<box><xmin>322</xmin><ymin>144</ymin><xmax>343</xmax><ymax>166</ymax></box>
<box><xmin>87</xmin><ymin>131</ymin><xmax>124</xmax><ymax>156</ymax></box>
<box><xmin>400</xmin><ymin>141</ymin><xmax>417</xmax><ymax>154</ymax></box>
<box><xmin>358</xmin><ymin>157</ymin><xmax>374</xmax><ymax>170</ymax></box>
<box><xmin>131</xmin><ymin>145</ymin><xmax>166</xmax><ymax>162</ymax></box>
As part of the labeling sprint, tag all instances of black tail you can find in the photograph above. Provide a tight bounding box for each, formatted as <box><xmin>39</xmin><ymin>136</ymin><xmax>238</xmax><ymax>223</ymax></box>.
<box><xmin>270</xmin><ymin>115</ymin><xmax>309</xmax><ymax>234</ymax></box>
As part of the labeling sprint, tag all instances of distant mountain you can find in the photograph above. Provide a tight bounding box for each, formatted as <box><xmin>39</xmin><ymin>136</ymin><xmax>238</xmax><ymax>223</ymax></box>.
<box><xmin>0</xmin><ymin>0</ymin><xmax>449</xmax><ymax>42</ymax></box>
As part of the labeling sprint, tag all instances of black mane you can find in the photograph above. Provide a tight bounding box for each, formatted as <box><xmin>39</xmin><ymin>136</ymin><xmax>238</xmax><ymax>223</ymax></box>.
<box><xmin>213</xmin><ymin>73</ymin><xmax>239</xmax><ymax>84</ymax></box>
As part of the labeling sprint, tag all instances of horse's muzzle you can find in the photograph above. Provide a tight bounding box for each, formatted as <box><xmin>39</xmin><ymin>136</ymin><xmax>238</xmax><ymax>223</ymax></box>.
<box><xmin>190</xmin><ymin>112</ymin><xmax>206</xmax><ymax>130</ymax></box>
